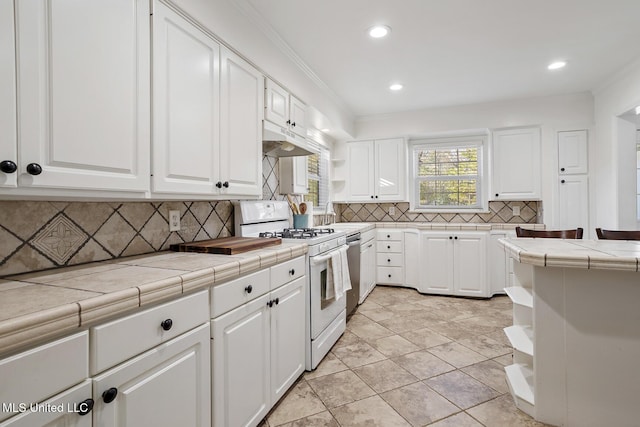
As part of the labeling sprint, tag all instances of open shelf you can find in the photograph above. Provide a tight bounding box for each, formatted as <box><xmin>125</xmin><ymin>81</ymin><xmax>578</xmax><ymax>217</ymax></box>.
<box><xmin>504</xmin><ymin>325</ymin><xmax>534</xmax><ymax>356</ymax></box>
<box><xmin>505</xmin><ymin>363</ymin><xmax>535</xmax><ymax>407</ymax></box>
<box><xmin>505</xmin><ymin>286</ymin><xmax>533</xmax><ymax>308</ymax></box>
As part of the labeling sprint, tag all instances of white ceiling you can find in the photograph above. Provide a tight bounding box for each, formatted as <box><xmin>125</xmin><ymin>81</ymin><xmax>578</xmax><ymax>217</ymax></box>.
<box><xmin>246</xmin><ymin>0</ymin><xmax>640</xmax><ymax>117</ymax></box>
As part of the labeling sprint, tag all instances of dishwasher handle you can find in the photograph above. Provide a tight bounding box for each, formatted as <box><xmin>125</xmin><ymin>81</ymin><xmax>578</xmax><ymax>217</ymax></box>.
<box><xmin>347</xmin><ymin>239</ymin><xmax>361</xmax><ymax>247</ymax></box>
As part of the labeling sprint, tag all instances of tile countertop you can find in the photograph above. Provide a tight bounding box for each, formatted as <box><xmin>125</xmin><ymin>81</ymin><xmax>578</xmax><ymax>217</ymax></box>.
<box><xmin>330</xmin><ymin>222</ymin><xmax>546</xmax><ymax>232</ymax></box>
<box><xmin>500</xmin><ymin>238</ymin><xmax>640</xmax><ymax>271</ymax></box>
<box><xmin>0</xmin><ymin>242</ymin><xmax>307</xmax><ymax>357</ymax></box>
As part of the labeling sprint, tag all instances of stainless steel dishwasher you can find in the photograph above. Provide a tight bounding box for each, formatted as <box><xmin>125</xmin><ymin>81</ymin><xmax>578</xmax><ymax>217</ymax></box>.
<box><xmin>345</xmin><ymin>232</ymin><xmax>361</xmax><ymax>316</ymax></box>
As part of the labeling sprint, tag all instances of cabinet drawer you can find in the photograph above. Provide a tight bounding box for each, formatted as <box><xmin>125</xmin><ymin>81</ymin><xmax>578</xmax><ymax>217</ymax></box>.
<box><xmin>0</xmin><ymin>332</ymin><xmax>88</xmax><ymax>423</ymax></box>
<box><xmin>271</xmin><ymin>256</ymin><xmax>305</xmax><ymax>289</ymax></box>
<box><xmin>90</xmin><ymin>290</ymin><xmax>208</xmax><ymax>375</ymax></box>
<box><xmin>361</xmin><ymin>229</ymin><xmax>376</xmax><ymax>244</ymax></box>
<box><xmin>211</xmin><ymin>268</ymin><xmax>270</xmax><ymax>318</ymax></box>
<box><xmin>377</xmin><ymin>241</ymin><xmax>403</xmax><ymax>253</ymax></box>
<box><xmin>377</xmin><ymin>230</ymin><xmax>403</xmax><ymax>241</ymax></box>
<box><xmin>377</xmin><ymin>266</ymin><xmax>403</xmax><ymax>284</ymax></box>
<box><xmin>376</xmin><ymin>253</ymin><xmax>403</xmax><ymax>267</ymax></box>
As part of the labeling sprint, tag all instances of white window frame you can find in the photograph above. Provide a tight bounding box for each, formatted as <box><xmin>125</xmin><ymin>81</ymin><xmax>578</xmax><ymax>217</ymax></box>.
<box><xmin>409</xmin><ymin>134</ymin><xmax>488</xmax><ymax>212</ymax></box>
<box><xmin>305</xmin><ymin>144</ymin><xmax>330</xmax><ymax>212</ymax></box>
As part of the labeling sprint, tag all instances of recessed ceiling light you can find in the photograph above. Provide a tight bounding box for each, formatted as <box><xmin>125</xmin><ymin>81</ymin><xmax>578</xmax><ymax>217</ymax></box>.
<box><xmin>389</xmin><ymin>83</ymin><xmax>403</xmax><ymax>91</ymax></box>
<box><xmin>547</xmin><ymin>61</ymin><xmax>567</xmax><ymax>70</ymax></box>
<box><xmin>321</xmin><ymin>128</ymin><xmax>331</xmax><ymax>132</ymax></box>
<box><xmin>368</xmin><ymin>25</ymin><xmax>391</xmax><ymax>38</ymax></box>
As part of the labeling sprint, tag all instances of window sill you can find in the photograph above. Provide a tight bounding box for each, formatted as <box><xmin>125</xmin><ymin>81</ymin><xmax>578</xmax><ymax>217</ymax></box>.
<box><xmin>409</xmin><ymin>208</ymin><xmax>491</xmax><ymax>214</ymax></box>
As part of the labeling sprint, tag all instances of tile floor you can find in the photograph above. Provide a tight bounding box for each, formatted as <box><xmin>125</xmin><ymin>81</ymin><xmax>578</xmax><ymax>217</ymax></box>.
<box><xmin>261</xmin><ymin>286</ymin><xmax>550</xmax><ymax>427</ymax></box>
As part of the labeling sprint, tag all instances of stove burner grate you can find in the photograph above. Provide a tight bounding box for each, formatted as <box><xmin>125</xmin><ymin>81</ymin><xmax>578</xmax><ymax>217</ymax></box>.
<box><xmin>258</xmin><ymin>227</ymin><xmax>335</xmax><ymax>239</ymax></box>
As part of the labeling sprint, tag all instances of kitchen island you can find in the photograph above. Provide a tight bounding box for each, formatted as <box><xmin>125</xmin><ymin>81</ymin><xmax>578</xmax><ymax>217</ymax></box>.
<box><xmin>499</xmin><ymin>238</ymin><xmax>640</xmax><ymax>427</ymax></box>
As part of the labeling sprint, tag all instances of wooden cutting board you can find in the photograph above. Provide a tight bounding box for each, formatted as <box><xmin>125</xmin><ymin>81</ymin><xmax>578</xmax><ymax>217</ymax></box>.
<box><xmin>170</xmin><ymin>237</ymin><xmax>282</xmax><ymax>255</ymax></box>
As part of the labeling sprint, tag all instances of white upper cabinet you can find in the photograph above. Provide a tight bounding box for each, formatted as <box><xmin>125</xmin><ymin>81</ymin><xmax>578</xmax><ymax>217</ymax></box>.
<box><xmin>152</xmin><ymin>1</ymin><xmax>220</xmax><ymax>195</ymax></box>
<box><xmin>264</xmin><ymin>78</ymin><xmax>307</xmax><ymax>138</ymax></box>
<box><xmin>491</xmin><ymin>127</ymin><xmax>541</xmax><ymax>200</ymax></box>
<box><xmin>219</xmin><ymin>47</ymin><xmax>264</xmax><ymax>197</ymax></box>
<box><xmin>345</xmin><ymin>138</ymin><xmax>406</xmax><ymax>202</ymax></box>
<box><xmin>14</xmin><ymin>0</ymin><xmax>150</xmax><ymax>193</ymax></box>
<box><xmin>0</xmin><ymin>0</ymin><xmax>17</xmax><ymax>188</ymax></box>
<box><xmin>558</xmin><ymin>130</ymin><xmax>588</xmax><ymax>175</ymax></box>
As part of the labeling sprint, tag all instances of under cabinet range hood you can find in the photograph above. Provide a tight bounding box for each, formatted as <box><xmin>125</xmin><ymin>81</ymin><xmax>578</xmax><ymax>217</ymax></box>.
<box><xmin>262</xmin><ymin>120</ymin><xmax>315</xmax><ymax>157</ymax></box>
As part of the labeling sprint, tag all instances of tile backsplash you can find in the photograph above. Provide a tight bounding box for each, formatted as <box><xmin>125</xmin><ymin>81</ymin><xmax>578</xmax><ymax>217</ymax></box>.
<box><xmin>335</xmin><ymin>201</ymin><xmax>540</xmax><ymax>224</ymax></box>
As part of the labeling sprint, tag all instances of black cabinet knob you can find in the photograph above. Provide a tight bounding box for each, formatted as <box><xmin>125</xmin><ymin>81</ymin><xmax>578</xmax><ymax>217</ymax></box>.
<box><xmin>160</xmin><ymin>319</ymin><xmax>173</xmax><ymax>331</ymax></box>
<box><xmin>449</xmin><ymin>236</ymin><xmax>453</xmax><ymax>239</ymax></box>
<box><xmin>370</xmin><ymin>195</ymin><xmax>374</xmax><ymax>199</ymax></box>
<box><xmin>286</xmin><ymin>119</ymin><xmax>291</xmax><ymax>125</ymax></box>
<box><xmin>223</xmin><ymin>181</ymin><xmax>229</xmax><ymax>188</ymax></box>
<box><xmin>289</xmin><ymin>268</ymin><xmax>295</xmax><ymax>275</ymax></box>
<box><xmin>375</xmin><ymin>195</ymin><xmax>378</xmax><ymax>198</ymax></box>
<box><xmin>495</xmin><ymin>193</ymin><xmax>499</xmax><ymax>197</ymax></box>
<box><xmin>454</xmin><ymin>236</ymin><xmax>458</xmax><ymax>240</ymax></box>
<box><xmin>387</xmin><ymin>245</ymin><xmax>390</xmax><ymax>249</ymax></box>
<box><xmin>0</xmin><ymin>160</ymin><xmax>17</xmax><ymax>174</ymax></box>
<box><xmin>267</xmin><ymin>300</ymin><xmax>274</xmax><ymax>308</ymax></box>
<box><xmin>275</xmin><ymin>297</ymin><xmax>279</xmax><ymax>305</ymax></box>
<box><xmin>388</xmin><ymin>274</ymin><xmax>391</xmax><ymax>278</ymax></box>
<box><xmin>560</xmin><ymin>167</ymin><xmax>565</xmax><ymax>172</ymax></box>
<box><xmin>245</xmin><ymin>285</ymin><xmax>253</xmax><ymax>294</ymax></box>
<box><xmin>291</xmin><ymin>122</ymin><xmax>296</xmax><ymax>127</ymax></box>
<box><xmin>561</xmin><ymin>179</ymin><xmax>566</xmax><ymax>184</ymax></box>
<box><xmin>102</xmin><ymin>388</ymin><xmax>118</xmax><ymax>404</ymax></box>
<box><xmin>77</xmin><ymin>398</ymin><xmax>94</xmax><ymax>416</ymax></box>
<box><xmin>387</xmin><ymin>234</ymin><xmax>390</xmax><ymax>238</ymax></box>
<box><xmin>387</xmin><ymin>259</ymin><xmax>391</xmax><ymax>262</ymax></box>
<box><xmin>26</xmin><ymin>163</ymin><xmax>42</xmax><ymax>175</ymax></box>
<box><xmin>216</xmin><ymin>181</ymin><xmax>222</xmax><ymax>188</ymax></box>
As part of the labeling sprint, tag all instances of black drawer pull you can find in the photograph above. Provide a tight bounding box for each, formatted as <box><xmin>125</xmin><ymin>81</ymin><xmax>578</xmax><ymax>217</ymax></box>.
<box><xmin>388</xmin><ymin>274</ymin><xmax>391</xmax><ymax>278</ymax></box>
<box><xmin>387</xmin><ymin>259</ymin><xmax>391</xmax><ymax>262</ymax></box>
<box><xmin>77</xmin><ymin>398</ymin><xmax>94</xmax><ymax>415</ymax></box>
<box><xmin>289</xmin><ymin>268</ymin><xmax>295</xmax><ymax>275</ymax></box>
<box><xmin>102</xmin><ymin>388</ymin><xmax>118</xmax><ymax>404</ymax></box>
<box><xmin>160</xmin><ymin>319</ymin><xmax>173</xmax><ymax>331</ymax></box>
<box><xmin>387</xmin><ymin>245</ymin><xmax>390</xmax><ymax>249</ymax></box>
<box><xmin>275</xmin><ymin>297</ymin><xmax>279</xmax><ymax>305</ymax></box>
<box><xmin>245</xmin><ymin>285</ymin><xmax>253</xmax><ymax>294</ymax></box>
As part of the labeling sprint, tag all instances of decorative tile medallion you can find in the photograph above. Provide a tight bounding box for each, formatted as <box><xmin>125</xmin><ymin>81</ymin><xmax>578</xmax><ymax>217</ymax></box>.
<box><xmin>31</xmin><ymin>214</ymin><xmax>87</xmax><ymax>264</ymax></box>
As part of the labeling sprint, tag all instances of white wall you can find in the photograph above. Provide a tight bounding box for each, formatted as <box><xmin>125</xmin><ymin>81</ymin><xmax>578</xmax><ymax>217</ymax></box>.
<box><xmin>351</xmin><ymin>92</ymin><xmax>595</xmax><ymax>227</ymax></box>
<box><xmin>593</xmin><ymin>58</ymin><xmax>640</xmax><ymax>229</ymax></box>
<box><xmin>170</xmin><ymin>0</ymin><xmax>355</xmax><ymax>138</ymax></box>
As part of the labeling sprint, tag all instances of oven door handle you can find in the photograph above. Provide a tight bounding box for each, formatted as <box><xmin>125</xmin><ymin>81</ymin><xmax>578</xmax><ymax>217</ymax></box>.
<box><xmin>310</xmin><ymin>245</ymin><xmax>348</xmax><ymax>265</ymax></box>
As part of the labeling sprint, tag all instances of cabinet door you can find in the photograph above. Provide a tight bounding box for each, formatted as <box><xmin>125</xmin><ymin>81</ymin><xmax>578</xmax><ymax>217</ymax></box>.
<box><xmin>92</xmin><ymin>324</ymin><xmax>210</xmax><ymax>427</ymax></box>
<box><xmin>289</xmin><ymin>95</ymin><xmax>307</xmax><ymax>138</ymax></box>
<box><xmin>0</xmin><ymin>0</ymin><xmax>16</xmax><ymax>188</ymax></box>
<box><xmin>0</xmin><ymin>380</ymin><xmax>93</xmax><ymax>427</ymax></box>
<box><xmin>219</xmin><ymin>47</ymin><xmax>264</xmax><ymax>197</ymax></box>
<box><xmin>359</xmin><ymin>240</ymin><xmax>376</xmax><ymax>303</ymax></box>
<box><xmin>264</xmin><ymin>78</ymin><xmax>289</xmax><ymax>128</ymax></box>
<box><xmin>152</xmin><ymin>1</ymin><xmax>219</xmax><ymax>194</ymax></box>
<box><xmin>213</xmin><ymin>294</ymin><xmax>270</xmax><ymax>427</ymax></box>
<box><xmin>404</xmin><ymin>231</ymin><xmax>419</xmax><ymax>288</ymax></box>
<box><xmin>558</xmin><ymin>130</ymin><xmax>588</xmax><ymax>175</ymax></box>
<box><xmin>488</xmin><ymin>232</ymin><xmax>508</xmax><ymax>296</ymax></box>
<box><xmin>492</xmin><ymin>127</ymin><xmax>541</xmax><ymax>200</ymax></box>
<box><xmin>375</xmin><ymin>138</ymin><xmax>406</xmax><ymax>201</ymax></box>
<box><xmin>558</xmin><ymin>175</ymin><xmax>589</xmax><ymax>230</ymax></box>
<box><xmin>347</xmin><ymin>141</ymin><xmax>375</xmax><ymax>201</ymax></box>
<box><xmin>453</xmin><ymin>232</ymin><xmax>487</xmax><ymax>297</ymax></box>
<box><xmin>15</xmin><ymin>0</ymin><xmax>150</xmax><ymax>192</ymax></box>
<box><xmin>270</xmin><ymin>277</ymin><xmax>305</xmax><ymax>404</ymax></box>
<box><xmin>419</xmin><ymin>232</ymin><xmax>454</xmax><ymax>294</ymax></box>
<box><xmin>279</xmin><ymin>156</ymin><xmax>308</xmax><ymax>194</ymax></box>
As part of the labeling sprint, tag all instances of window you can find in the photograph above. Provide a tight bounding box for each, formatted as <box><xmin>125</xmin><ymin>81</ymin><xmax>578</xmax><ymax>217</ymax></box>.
<box><xmin>304</xmin><ymin>146</ymin><xmax>329</xmax><ymax>210</ymax></box>
<box><xmin>410</xmin><ymin>135</ymin><xmax>487</xmax><ymax>211</ymax></box>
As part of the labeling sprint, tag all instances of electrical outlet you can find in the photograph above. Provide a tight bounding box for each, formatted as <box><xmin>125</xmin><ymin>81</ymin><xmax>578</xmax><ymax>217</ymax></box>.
<box><xmin>169</xmin><ymin>210</ymin><xmax>181</xmax><ymax>232</ymax></box>
<box><xmin>512</xmin><ymin>206</ymin><xmax>521</xmax><ymax>216</ymax></box>
<box><xmin>389</xmin><ymin>206</ymin><xmax>396</xmax><ymax>216</ymax></box>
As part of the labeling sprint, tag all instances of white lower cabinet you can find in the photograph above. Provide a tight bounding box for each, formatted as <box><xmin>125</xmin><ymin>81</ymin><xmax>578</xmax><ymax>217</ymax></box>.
<box><xmin>403</xmin><ymin>230</ymin><xmax>420</xmax><ymax>289</ymax></box>
<box><xmin>359</xmin><ymin>233</ymin><xmax>376</xmax><ymax>303</ymax></box>
<box><xmin>376</xmin><ymin>229</ymin><xmax>404</xmax><ymax>285</ymax></box>
<box><xmin>212</xmin><ymin>259</ymin><xmax>306</xmax><ymax>427</ymax></box>
<box><xmin>489</xmin><ymin>230</ymin><xmax>516</xmax><ymax>295</ymax></box>
<box><xmin>419</xmin><ymin>231</ymin><xmax>487</xmax><ymax>297</ymax></box>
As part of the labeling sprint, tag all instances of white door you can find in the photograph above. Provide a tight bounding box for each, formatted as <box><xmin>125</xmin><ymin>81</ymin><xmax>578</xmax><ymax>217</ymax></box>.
<box><xmin>212</xmin><ymin>294</ymin><xmax>270</xmax><ymax>427</ymax></box>
<box><xmin>404</xmin><ymin>231</ymin><xmax>419</xmax><ymax>288</ymax></box>
<box><xmin>15</xmin><ymin>0</ymin><xmax>150</xmax><ymax>192</ymax></box>
<box><xmin>453</xmin><ymin>232</ymin><xmax>487</xmax><ymax>297</ymax></box>
<box><xmin>152</xmin><ymin>1</ymin><xmax>220</xmax><ymax>194</ymax></box>
<box><xmin>270</xmin><ymin>277</ymin><xmax>305</xmax><ymax>404</ymax></box>
<box><xmin>375</xmin><ymin>138</ymin><xmax>405</xmax><ymax>201</ymax></box>
<box><xmin>347</xmin><ymin>141</ymin><xmax>375</xmax><ymax>201</ymax></box>
<box><xmin>92</xmin><ymin>324</ymin><xmax>210</xmax><ymax>427</ymax></box>
<box><xmin>558</xmin><ymin>175</ymin><xmax>589</xmax><ymax>230</ymax></box>
<box><xmin>492</xmin><ymin>127</ymin><xmax>541</xmax><ymax>200</ymax></box>
<box><xmin>419</xmin><ymin>232</ymin><xmax>454</xmax><ymax>294</ymax></box>
<box><xmin>219</xmin><ymin>47</ymin><xmax>264</xmax><ymax>197</ymax></box>
<box><xmin>264</xmin><ymin>78</ymin><xmax>289</xmax><ymax>128</ymax></box>
<box><xmin>289</xmin><ymin>96</ymin><xmax>307</xmax><ymax>138</ymax></box>
<box><xmin>558</xmin><ymin>130</ymin><xmax>588</xmax><ymax>175</ymax></box>
<box><xmin>0</xmin><ymin>380</ymin><xmax>93</xmax><ymax>427</ymax></box>
<box><xmin>0</xmin><ymin>0</ymin><xmax>17</xmax><ymax>188</ymax></box>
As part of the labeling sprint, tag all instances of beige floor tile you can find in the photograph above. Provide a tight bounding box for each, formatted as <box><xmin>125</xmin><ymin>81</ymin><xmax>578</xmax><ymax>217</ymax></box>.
<box><xmin>466</xmin><ymin>395</ymin><xmax>551</xmax><ymax>426</ymax></box>
<box><xmin>425</xmin><ymin>371</ymin><xmax>500</xmax><ymax>410</ymax></box>
<box><xmin>305</xmin><ymin>352</ymin><xmax>349</xmax><ymax>380</ymax></box>
<box><xmin>424</xmin><ymin>321</ymin><xmax>477</xmax><ymax>340</ymax></box>
<box><xmin>369</xmin><ymin>334</ymin><xmax>420</xmax><ymax>357</ymax></box>
<box><xmin>358</xmin><ymin>308</ymin><xmax>396</xmax><ymax>322</ymax></box>
<box><xmin>267</xmin><ymin>381</ymin><xmax>327</xmax><ymax>426</ymax></box>
<box><xmin>392</xmin><ymin>350</ymin><xmax>455</xmax><ymax>380</ymax></box>
<box><xmin>307</xmin><ymin>370</ymin><xmax>376</xmax><ymax>408</ymax></box>
<box><xmin>458</xmin><ymin>335</ymin><xmax>512</xmax><ymax>358</ymax></box>
<box><xmin>461</xmin><ymin>360</ymin><xmax>510</xmax><ymax>394</ymax></box>
<box><xmin>428</xmin><ymin>342</ymin><xmax>487</xmax><ymax>368</ymax></box>
<box><xmin>332</xmin><ymin>330</ymin><xmax>362</xmax><ymax>351</ymax></box>
<box><xmin>380</xmin><ymin>381</ymin><xmax>459</xmax><ymax>426</ymax></box>
<box><xmin>348</xmin><ymin>319</ymin><xmax>396</xmax><ymax>341</ymax></box>
<box><xmin>330</xmin><ymin>395</ymin><xmax>411</xmax><ymax>427</ymax></box>
<box><xmin>378</xmin><ymin>315</ymin><xmax>433</xmax><ymax>333</ymax></box>
<box><xmin>482</xmin><ymin>329</ymin><xmax>513</xmax><ymax>347</ymax></box>
<box><xmin>276</xmin><ymin>410</ymin><xmax>339</xmax><ymax>427</ymax></box>
<box><xmin>331</xmin><ymin>340</ymin><xmax>387</xmax><ymax>368</ymax></box>
<box><xmin>352</xmin><ymin>359</ymin><xmax>418</xmax><ymax>393</ymax></box>
<box><xmin>427</xmin><ymin>412</ymin><xmax>483</xmax><ymax>427</ymax></box>
<box><xmin>492</xmin><ymin>353</ymin><xmax>514</xmax><ymax>366</ymax></box>
<box><xmin>358</xmin><ymin>299</ymin><xmax>384</xmax><ymax>311</ymax></box>
<box><xmin>400</xmin><ymin>327</ymin><xmax>452</xmax><ymax>349</ymax></box>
